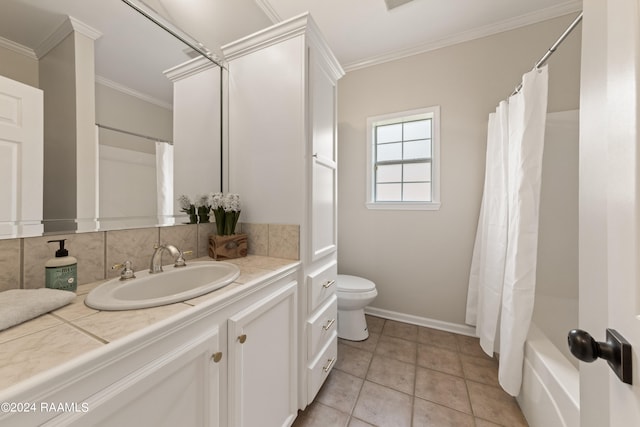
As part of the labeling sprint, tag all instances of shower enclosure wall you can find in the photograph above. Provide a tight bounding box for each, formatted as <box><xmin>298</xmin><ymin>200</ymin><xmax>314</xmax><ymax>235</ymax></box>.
<box><xmin>518</xmin><ymin>109</ymin><xmax>579</xmax><ymax>427</ymax></box>
<box><xmin>535</xmin><ymin>109</ymin><xmax>579</xmax><ymax>366</ymax></box>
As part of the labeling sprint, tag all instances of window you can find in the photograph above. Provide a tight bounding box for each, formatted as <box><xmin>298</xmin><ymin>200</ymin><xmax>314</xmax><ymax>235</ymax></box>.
<box><xmin>366</xmin><ymin>106</ymin><xmax>440</xmax><ymax>210</ymax></box>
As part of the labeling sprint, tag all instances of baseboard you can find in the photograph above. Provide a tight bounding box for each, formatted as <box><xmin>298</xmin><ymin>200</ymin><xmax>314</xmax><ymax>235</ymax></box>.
<box><xmin>364</xmin><ymin>306</ymin><xmax>477</xmax><ymax>337</ymax></box>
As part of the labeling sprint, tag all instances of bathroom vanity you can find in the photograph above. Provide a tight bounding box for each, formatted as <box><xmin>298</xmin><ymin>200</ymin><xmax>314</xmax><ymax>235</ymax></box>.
<box><xmin>0</xmin><ymin>4</ymin><xmax>343</xmax><ymax>423</ymax></box>
<box><xmin>0</xmin><ymin>256</ymin><xmax>299</xmax><ymax>427</ymax></box>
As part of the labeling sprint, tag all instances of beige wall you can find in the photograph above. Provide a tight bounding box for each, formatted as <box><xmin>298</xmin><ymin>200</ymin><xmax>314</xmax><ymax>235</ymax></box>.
<box><xmin>95</xmin><ymin>82</ymin><xmax>173</xmax><ymax>154</ymax></box>
<box><xmin>0</xmin><ymin>45</ymin><xmax>38</xmax><ymax>87</ymax></box>
<box><xmin>337</xmin><ymin>14</ymin><xmax>582</xmax><ymax>325</ymax></box>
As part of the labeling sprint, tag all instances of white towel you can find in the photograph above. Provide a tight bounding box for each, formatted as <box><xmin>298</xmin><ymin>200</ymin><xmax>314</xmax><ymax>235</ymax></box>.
<box><xmin>0</xmin><ymin>288</ymin><xmax>76</xmax><ymax>331</ymax></box>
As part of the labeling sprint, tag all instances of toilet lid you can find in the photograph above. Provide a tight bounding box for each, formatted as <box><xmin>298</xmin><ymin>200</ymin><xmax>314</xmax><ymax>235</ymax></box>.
<box><xmin>337</xmin><ymin>274</ymin><xmax>376</xmax><ymax>292</ymax></box>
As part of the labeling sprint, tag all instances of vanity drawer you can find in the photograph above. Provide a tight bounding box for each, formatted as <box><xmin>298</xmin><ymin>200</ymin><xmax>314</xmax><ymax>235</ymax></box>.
<box><xmin>307</xmin><ymin>260</ymin><xmax>337</xmax><ymax>312</ymax></box>
<box><xmin>307</xmin><ymin>294</ymin><xmax>338</xmax><ymax>357</ymax></box>
<box><xmin>307</xmin><ymin>334</ymin><xmax>338</xmax><ymax>401</ymax></box>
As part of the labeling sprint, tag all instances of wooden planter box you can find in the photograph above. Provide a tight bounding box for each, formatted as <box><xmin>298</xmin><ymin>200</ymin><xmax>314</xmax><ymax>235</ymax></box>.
<box><xmin>208</xmin><ymin>234</ymin><xmax>248</xmax><ymax>260</ymax></box>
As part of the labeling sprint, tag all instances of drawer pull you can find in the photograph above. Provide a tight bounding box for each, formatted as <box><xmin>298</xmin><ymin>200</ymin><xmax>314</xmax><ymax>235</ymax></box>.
<box><xmin>323</xmin><ymin>357</ymin><xmax>336</xmax><ymax>373</ymax></box>
<box><xmin>211</xmin><ymin>352</ymin><xmax>223</xmax><ymax>363</ymax></box>
<box><xmin>238</xmin><ymin>334</ymin><xmax>247</xmax><ymax>344</ymax></box>
<box><xmin>322</xmin><ymin>318</ymin><xmax>336</xmax><ymax>331</ymax></box>
<box><xmin>323</xmin><ymin>279</ymin><xmax>336</xmax><ymax>289</ymax></box>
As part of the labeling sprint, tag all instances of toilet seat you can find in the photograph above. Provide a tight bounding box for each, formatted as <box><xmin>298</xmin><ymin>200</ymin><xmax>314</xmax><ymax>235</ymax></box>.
<box><xmin>337</xmin><ymin>275</ymin><xmax>376</xmax><ymax>293</ymax></box>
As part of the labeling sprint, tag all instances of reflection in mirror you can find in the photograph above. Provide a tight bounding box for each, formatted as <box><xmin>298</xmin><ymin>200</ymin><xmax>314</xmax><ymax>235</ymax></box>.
<box><xmin>0</xmin><ymin>0</ymin><xmax>221</xmax><ymax>239</ymax></box>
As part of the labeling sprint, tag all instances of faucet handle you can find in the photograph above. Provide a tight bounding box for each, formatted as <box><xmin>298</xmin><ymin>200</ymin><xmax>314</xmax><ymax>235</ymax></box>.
<box><xmin>174</xmin><ymin>250</ymin><xmax>193</xmax><ymax>268</ymax></box>
<box><xmin>112</xmin><ymin>260</ymin><xmax>136</xmax><ymax>280</ymax></box>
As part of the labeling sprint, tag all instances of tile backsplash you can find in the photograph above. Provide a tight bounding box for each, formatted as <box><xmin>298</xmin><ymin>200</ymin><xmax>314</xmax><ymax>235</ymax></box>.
<box><xmin>0</xmin><ymin>222</ymin><xmax>299</xmax><ymax>291</ymax></box>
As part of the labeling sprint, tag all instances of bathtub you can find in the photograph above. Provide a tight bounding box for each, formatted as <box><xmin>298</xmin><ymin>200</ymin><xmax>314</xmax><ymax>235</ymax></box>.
<box><xmin>517</xmin><ymin>323</ymin><xmax>579</xmax><ymax>427</ymax></box>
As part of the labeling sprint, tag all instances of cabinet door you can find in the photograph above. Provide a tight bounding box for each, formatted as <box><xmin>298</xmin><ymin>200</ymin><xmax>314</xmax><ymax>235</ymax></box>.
<box><xmin>309</xmin><ymin>49</ymin><xmax>338</xmax><ymax>261</ymax></box>
<box><xmin>48</xmin><ymin>328</ymin><xmax>222</xmax><ymax>427</ymax></box>
<box><xmin>228</xmin><ymin>281</ymin><xmax>298</xmax><ymax>427</ymax></box>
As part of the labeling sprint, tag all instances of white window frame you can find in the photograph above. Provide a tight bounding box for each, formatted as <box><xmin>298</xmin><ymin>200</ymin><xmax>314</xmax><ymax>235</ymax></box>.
<box><xmin>366</xmin><ymin>106</ymin><xmax>441</xmax><ymax>210</ymax></box>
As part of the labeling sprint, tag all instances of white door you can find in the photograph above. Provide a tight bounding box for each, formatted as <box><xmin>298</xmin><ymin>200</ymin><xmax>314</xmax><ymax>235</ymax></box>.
<box><xmin>579</xmin><ymin>0</ymin><xmax>640</xmax><ymax>425</ymax></box>
<box><xmin>0</xmin><ymin>75</ymin><xmax>43</xmax><ymax>237</ymax></box>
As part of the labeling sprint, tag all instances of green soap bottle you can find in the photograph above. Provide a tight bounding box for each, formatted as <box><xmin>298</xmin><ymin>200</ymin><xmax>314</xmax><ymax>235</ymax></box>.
<box><xmin>45</xmin><ymin>239</ymin><xmax>78</xmax><ymax>292</ymax></box>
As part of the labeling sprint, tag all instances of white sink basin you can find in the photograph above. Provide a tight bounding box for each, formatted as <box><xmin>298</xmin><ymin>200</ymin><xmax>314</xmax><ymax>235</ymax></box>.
<box><xmin>85</xmin><ymin>261</ymin><xmax>240</xmax><ymax>310</ymax></box>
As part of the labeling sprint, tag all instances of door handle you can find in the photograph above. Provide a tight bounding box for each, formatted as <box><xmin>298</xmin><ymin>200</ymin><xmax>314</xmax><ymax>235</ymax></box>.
<box><xmin>567</xmin><ymin>328</ymin><xmax>632</xmax><ymax>384</ymax></box>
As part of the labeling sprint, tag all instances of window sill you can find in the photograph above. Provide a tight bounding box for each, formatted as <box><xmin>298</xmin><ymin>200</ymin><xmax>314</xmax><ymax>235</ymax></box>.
<box><xmin>365</xmin><ymin>202</ymin><xmax>441</xmax><ymax>211</ymax></box>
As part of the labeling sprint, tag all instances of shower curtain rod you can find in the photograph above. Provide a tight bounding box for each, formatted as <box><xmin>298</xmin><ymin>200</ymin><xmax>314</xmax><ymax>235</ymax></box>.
<box><xmin>96</xmin><ymin>123</ymin><xmax>173</xmax><ymax>145</ymax></box>
<box><xmin>511</xmin><ymin>11</ymin><xmax>583</xmax><ymax>96</ymax></box>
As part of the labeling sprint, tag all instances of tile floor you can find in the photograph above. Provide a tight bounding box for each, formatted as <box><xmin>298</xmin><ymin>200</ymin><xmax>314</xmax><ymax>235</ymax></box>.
<box><xmin>293</xmin><ymin>315</ymin><xmax>529</xmax><ymax>427</ymax></box>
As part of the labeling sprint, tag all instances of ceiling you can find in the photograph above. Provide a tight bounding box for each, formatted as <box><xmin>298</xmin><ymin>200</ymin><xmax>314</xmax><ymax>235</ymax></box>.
<box><xmin>0</xmin><ymin>0</ymin><xmax>196</xmax><ymax>106</ymax></box>
<box><xmin>0</xmin><ymin>0</ymin><xmax>583</xmax><ymax>104</ymax></box>
<box><xmin>149</xmin><ymin>0</ymin><xmax>583</xmax><ymax>71</ymax></box>
<box><xmin>260</xmin><ymin>0</ymin><xmax>583</xmax><ymax>70</ymax></box>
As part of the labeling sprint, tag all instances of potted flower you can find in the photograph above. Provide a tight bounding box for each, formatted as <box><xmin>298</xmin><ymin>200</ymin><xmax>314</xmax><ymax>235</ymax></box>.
<box><xmin>178</xmin><ymin>195</ymin><xmax>197</xmax><ymax>224</ymax></box>
<box><xmin>196</xmin><ymin>194</ymin><xmax>211</xmax><ymax>223</ymax></box>
<box><xmin>223</xmin><ymin>193</ymin><xmax>241</xmax><ymax>235</ymax></box>
<box><xmin>208</xmin><ymin>193</ymin><xmax>246</xmax><ymax>260</ymax></box>
<box><xmin>210</xmin><ymin>192</ymin><xmax>226</xmax><ymax>235</ymax></box>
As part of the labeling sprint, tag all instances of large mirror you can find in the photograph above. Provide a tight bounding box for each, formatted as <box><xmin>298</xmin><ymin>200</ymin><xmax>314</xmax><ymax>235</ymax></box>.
<box><xmin>0</xmin><ymin>0</ymin><xmax>222</xmax><ymax>238</ymax></box>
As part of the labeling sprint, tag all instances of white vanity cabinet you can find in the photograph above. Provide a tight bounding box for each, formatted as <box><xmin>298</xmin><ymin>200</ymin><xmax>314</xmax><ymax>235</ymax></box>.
<box><xmin>53</xmin><ymin>328</ymin><xmax>222</xmax><ymax>427</ymax></box>
<box><xmin>223</xmin><ymin>13</ymin><xmax>344</xmax><ymax>408</ymax></box>
<box><xmin>227</xmin><ymin>281</ymin><xmax>298</xmax><ymax>427</ymax></box>
<box><xmin>1</xmin><ymin>267</ymin><xmax>298</xmax><ymax>427</ymax></box>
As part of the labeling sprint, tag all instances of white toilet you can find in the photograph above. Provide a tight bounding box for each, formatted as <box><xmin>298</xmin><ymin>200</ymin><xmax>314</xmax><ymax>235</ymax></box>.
<box><xmin>336</xmin><ymin>274</ymin><xmax>378</xmax><ymax>341</ymax></box>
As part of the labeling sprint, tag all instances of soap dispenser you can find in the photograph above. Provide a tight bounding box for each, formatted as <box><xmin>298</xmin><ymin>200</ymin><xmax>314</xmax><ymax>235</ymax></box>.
<box><xmin>45</xmin><ymin>239</ymin><xmax>78</xmax><ymax>292</ymax></box>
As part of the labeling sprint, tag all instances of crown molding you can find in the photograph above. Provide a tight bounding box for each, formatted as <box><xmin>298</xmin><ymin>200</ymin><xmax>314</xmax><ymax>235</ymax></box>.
<box><xmin>95</xmin><ymin>75</ymin><xmax>172</xmax><ymax>110</ymax></box>
<box><xmin>222</xmin><ymin>12</ymin><xmax>310</xmax><ymax>61</ymax></box>
<box><xmin>0</xmin><ymin>36</ymin><xmax>37</xmax><ymax>60</ymax></box>
<box><xmin>344</xmin><ymin>1</ymin><xmax>583</xmax><ymax>72</ymax></box>
<box><xmin>163</xmin><ymin>56</ymin><xmax>218</xmax><ymax>82</ymax></box>
<box><xmin>35</xmin><ymin>16</ymin><xmax>102</xmax><ymax>59</ymax></box>
<box><xmin>305</xmin><ymin>16</ymin><xmax>344</xmax><ymax>80</ymax></box>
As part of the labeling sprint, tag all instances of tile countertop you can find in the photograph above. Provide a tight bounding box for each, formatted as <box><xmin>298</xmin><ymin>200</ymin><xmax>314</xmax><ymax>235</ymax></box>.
<box><xmin>0</xmin><ymin>255</ymin><xmax>299</xmax><ymax>393</ymax></box>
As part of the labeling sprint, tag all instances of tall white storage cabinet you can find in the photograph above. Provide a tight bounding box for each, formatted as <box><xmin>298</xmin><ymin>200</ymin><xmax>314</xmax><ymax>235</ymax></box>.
<box><xmin>223</xmin><ymin>13</ymin><xmax>344</xmax><ymax>408</ymax></box>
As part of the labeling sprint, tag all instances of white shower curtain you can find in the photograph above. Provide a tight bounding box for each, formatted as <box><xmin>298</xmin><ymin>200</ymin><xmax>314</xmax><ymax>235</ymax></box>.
<box><xmin>155</xmin><ymin>141</ymin><xmax>174</xmax><ymax>226</ymax></box>
<box><xmin>466</xmin><ymin>66</ymin><xmax>548</xmax><ymax>396</ymax></box>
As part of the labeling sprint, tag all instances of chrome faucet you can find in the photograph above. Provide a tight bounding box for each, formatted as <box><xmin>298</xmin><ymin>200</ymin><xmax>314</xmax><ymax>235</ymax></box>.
<box><xmin>112</xmin><ymin>260</ymin><xmax>136</xmax><ymax>280</ymax></box>
<box><xmin>149</xmin><ymin>244</ymin><xmax>186</xmax><ymax>273</ymax></box>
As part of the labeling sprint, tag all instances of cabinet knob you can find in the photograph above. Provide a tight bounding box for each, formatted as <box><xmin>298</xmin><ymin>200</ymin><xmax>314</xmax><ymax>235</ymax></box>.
<box><xmin>238</xmin><ymin>334</ymin><xmax>247</xmax><ymax>344</ymax></box>
<box><xmin>211</xmin><ymin>352</ymin><xmax>223</xmax><ymax>363</ymax></box>
<box><xmin>323</xmin><ymin>279</ymin><xmax>335</xmax><ymax>289</ymax></box>
<box><xmin>322</xmin><ymin>318</ymin><xmax>336</xmax><ymax>331</ymax></box>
